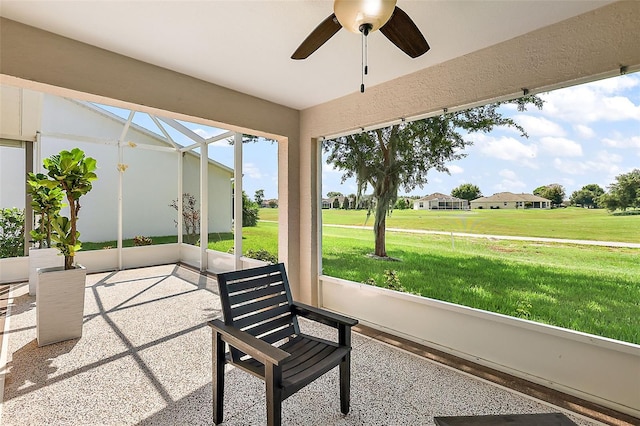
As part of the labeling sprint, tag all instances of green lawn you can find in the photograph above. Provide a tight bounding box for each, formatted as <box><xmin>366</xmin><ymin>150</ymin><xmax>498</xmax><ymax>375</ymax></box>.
<box><xmin>321</xmin><ymin>225</ymin><xmax>639</xmax><ymax>344</ymax></box>
<box><xmin>260</xmin><ymin>207</ymin><xmax>640</xmax><ymax>243</ymax></box>
<box><xmin>83</xmin><ymin>208</ymin><xmax>640</xmax><ymax>344</ymax></box>
<box><xmin>82</xmin><ymin>235</ymin><xmax>178</xmax><ymax>250</ymax></box>
<box><xmin>220</xmin><ymin>217</ymin><xmax>639</xmax><ymax>344</ymax></box>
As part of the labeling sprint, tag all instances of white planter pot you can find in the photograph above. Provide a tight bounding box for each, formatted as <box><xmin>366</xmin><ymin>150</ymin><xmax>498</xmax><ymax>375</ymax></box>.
<box><xmin>36</xmin><ymin>264</ymin><xmax>86</xmax><ymax>346</ymax></box>
<box><xmin>29</xmin><ymin>247</ymin><xmax>63</xmax><ymax>296</ymax></box>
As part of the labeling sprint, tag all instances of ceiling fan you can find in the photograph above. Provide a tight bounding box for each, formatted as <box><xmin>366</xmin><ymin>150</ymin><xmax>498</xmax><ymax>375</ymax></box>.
<box><xmin>291</xmin><ymin>0</ymin><xmax>430</xmax><ymax>60</ymax></box>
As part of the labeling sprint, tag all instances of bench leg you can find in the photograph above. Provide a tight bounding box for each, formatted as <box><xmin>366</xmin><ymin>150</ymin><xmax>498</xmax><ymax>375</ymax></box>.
<box><xmin>339</xmin><ymin>353</ymin><xmax>351</xmax><ymax>414</ymax></box>
<box><xmin>338</xmin><ymin>325</ymin><xmax>352</xmax><ymax>415</ymax></box>
<box><xmin>213</xmin><ymin>331</ymin><xmax>225</xmax><ymax>424</ymax></box>
<box><xmin>265</xmin><ymin>363</ymin><xmax>282</xmax><ymax>426</ymax></box>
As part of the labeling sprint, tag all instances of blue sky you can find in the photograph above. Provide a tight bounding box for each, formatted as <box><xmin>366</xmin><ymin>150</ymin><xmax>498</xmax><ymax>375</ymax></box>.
<box><xmin>101</xmin><ymin>72</ymin><xmax>639</xmax><ymax>201</ymax></box>
<box><xmin>321</xmin><ymin>73</ymin><xmax>640</xmax><ymax>199</ymax></box>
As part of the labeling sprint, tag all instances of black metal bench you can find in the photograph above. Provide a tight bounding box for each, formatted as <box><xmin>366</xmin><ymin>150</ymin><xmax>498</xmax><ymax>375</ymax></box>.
<box><xmin>209</xmin><ymin>263</ymin><xmax>358</xmax><ymax>426</ymax></box>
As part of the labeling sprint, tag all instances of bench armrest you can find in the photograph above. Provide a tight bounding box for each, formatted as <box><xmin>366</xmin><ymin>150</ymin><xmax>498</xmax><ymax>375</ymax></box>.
<box><xmin>208</xmin><ymin>319</ymin><xmax>291</xmax><ymax>366</ymax></box>
<box><xmin>292</xmin><ymin>302</ymin><xmax>359</xmax><ymax>329</ymax></box>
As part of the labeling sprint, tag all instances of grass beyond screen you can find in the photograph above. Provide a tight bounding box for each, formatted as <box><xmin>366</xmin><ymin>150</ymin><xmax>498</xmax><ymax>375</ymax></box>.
<box><xmin>259</xmin><ymin>208</ymin><xmax>640</xmax><ymax>344</ymax></box>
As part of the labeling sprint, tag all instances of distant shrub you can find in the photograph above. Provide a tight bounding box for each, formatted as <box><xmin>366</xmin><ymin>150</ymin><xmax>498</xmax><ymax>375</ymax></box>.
<box><xmin>133</xmin><ymin>235</ymin><xmax>153</xmax><ymax>246</ymax></box>
<box><xmin>383</xmin><ymin>269</ymin><xmax>402</xmax><ymax>291</ymax></box>
<box><xmin>612</xmin><ymin>210</ymin><xmax>640</xmax><ymax>216</ymax></box>
<box><xmin>0</xmin><ymin>208</ymin><xmax>25</xmax><ymax>258</ymax></box>
<box><xmin>169</xmin><ymin>193</ymin><xmax>200</xmax><ymax>244</ymax></box>
<box><xmin>245</xmin><ymin>249</ymin><xmax>278</xmax><ymax>264</ymax></box>
<box><xmin>363</xmin><ymin>270</ymin><xmax>419</xmax><ymax>296</ymax></box>
<box><xmin>514</xmin><ymin>300</ymin><xmax>533</xmax><ymax>319</ymax></box>
<box><xmin>242</xmin><ymin>191</ymin><xmax>260</xmax><ymax>227</ymax></box>
<box><xmin>363</xmin><ymin>277</ymin><xmax>377</xmax><ymax>286</ymax></box>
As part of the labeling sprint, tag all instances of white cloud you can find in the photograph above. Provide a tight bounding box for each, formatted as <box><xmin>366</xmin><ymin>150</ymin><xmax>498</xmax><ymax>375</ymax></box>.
<box><xmin>574</xmin><ymin>124</ymin><xmax>595</xmax><ymax>139</ymax></box>
<box><xmin>602</xmin><ymin>135</ymin><xmax>640</xmax><ymax>149</ymax></box>
<box><xmin>553</xmin><ymin>150</ymin><xmax>623</xmax><ymax>176</ymax></box>
<box><xmin>512</xmin><ymin>115</ymin><xmax>566</xmax><ymax>137</ymax></box>
<box><xmin>499</xmin><ymin>169</ymin><xmax>518</xmax><ymax>180</ymax></box>
<box><xmin>322</xmin><ymin>162</ymin><xmax>344</xmax><ymax>174</ymax></box>
<box><xmin>473</xmin><ymin>134</ymin><xmax>538</xmax><ymax>168</ymax></box>
<box><xmin>559</xmin><ymin>177</ymin><xmax>576</xmax><ymax>190</ymax></box>
<box><xmin>493</xmin><ymin>180</ymin><xmax>527</xmax><ymax>193</ymax></box>
<box><xmin>586</xmin><ymin>74</ymin><xmax>640</xmax><ymax>94</ymax></box>
<box><xmin>244</xmin><ymin>163</ymin><xmax>264</xmax><ymax>179</ymax></box>
<box><xmin>448</xmin><ymin>165</ymin><xmax>464</xmax><ymax>174</ymax></box>
<box><xmin>193</xmin><ymin>128</ymin><xmax>214</xmax><ymax>138</ymax></box>
<box><xmin>539</xmin><ymin>137</ymin><xmax>583</xmax><ymax>157</ymax></box>
<box><xmin>492</xmin><ymin>169</ymin><xmax>526</xmax><ymax>193</ymax></box>
<box><xmin>540</xmin><ymin>81</ymin><xmax>640</xmax><ymax>123</ymax></box>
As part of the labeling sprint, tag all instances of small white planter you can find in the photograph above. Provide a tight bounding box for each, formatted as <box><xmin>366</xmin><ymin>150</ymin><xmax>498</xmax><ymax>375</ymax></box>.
<box><xmin>29</xmin><ymin>247</ymin><xmax>63</xmax><ymax>296</ymax></box>
<box><xmin>36</xmin><ymin>264</ymin><xmax>86</xmax><ymax>346</ymax></box>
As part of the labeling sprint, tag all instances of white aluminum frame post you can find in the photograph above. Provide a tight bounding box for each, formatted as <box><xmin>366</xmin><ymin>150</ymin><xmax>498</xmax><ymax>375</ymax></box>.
<box><xmin>234</xmin><ymin>132</ymin><xmax>243</xmax><ymax>270</ymax></box>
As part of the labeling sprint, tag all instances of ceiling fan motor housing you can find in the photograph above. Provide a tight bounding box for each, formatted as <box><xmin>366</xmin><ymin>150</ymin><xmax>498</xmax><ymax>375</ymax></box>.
<box><xmin>334</xmin><ymin>0</ymin><xmax>397</xmax><ymax>33</ymax></box>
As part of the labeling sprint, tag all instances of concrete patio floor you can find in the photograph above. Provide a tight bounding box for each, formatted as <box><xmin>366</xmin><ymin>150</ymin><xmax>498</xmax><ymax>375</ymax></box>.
<box><xmin>0</xmin><ymin>264</ymin><xmax>611</xmax><ymax>425</ymax></box>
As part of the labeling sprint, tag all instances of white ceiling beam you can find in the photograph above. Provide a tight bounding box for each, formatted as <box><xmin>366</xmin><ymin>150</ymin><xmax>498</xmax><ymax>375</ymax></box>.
<box><xmin>122</xmin><ymin>141</ymin><xmax>176</xmax><ymax>153</ymax></box>
<box><xmin>148</xmin><ymin>114</ymin><xmax>178</xmax><ymax>149</ymax></box>
<box><xmin>205</xmin><ymin>131</ymin><xmax>234</xmax><ymax>144</ymax></box>
<box><xmin>157</xmin><ymin>116</ymin><xmax>206</xmax><ymax>144</ymax></box>
<box><xmin>39</xmin><ymin>132</ymin><xmax>117</xmax><ymax>145</ymax></box>
<box><xmin>118</xmin><ymin>110</ymin><xmax>135</xmax><ymax>146</ymax></box>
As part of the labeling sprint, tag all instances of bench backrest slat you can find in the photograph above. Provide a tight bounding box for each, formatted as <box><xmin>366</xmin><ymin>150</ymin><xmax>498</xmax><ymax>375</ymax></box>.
<box><xmin>216</xmin><ymin>263</ymin><xmax>300</xmax><ymax>363</ymax></box>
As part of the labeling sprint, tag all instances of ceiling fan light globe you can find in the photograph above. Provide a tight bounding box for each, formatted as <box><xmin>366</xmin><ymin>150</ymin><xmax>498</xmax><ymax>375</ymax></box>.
<box><xmin>334</xmin><ymin>0</ymin><xmax>397</xmax><ymax>34</ymax></box>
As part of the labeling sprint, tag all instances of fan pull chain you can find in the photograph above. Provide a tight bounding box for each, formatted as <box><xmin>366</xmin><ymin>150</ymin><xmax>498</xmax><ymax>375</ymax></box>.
<box><xmin>365</xmin><ymin>29</ymin><xmax>369</xmax><ymax>76</ymax></box>
<box><xmin>360</xmin><ymin>23</ymin><xmax>372</xmax><ymax>93</ymax></box>
<box><xmin>361</xmin><ymin>29</ymin><xmax>365</xmax><ymax>93</ymax></box>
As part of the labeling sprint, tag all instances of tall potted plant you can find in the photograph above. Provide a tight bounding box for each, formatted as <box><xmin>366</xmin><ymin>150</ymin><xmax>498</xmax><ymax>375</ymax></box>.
<box><xmin>26</xmin><ymin>172</ymin><xmax>64</xmax><ymax>296</ymax></box>
<box><xmin>36</xmin><ymin>148</ymin><xmax>97</xmax><ymax>346</ymax></box>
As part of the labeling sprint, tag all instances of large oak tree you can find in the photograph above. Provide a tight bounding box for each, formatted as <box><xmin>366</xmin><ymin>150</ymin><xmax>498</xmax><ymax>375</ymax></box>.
<box><xmin>324</xmin><ymin>96</ymin><xmax>543</xmax><ymax>258</ymax></box>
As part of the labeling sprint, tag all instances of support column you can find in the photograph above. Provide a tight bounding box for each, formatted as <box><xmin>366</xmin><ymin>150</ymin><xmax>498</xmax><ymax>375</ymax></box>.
<box><xmin>234</xmin><ymin>132</ymin><xmax>242</xmax><ymax>270</ymax></box>
<box><xmin>117</xmin><ymin>111</ymin><xmax>134</xmax><ymax>270</ymax></box>
<box><xmin>24</xmin><ymin>139</ymin><xmax>33</xmax><ymax>256</ymax></box>
<box><xmin>177</xmin><ymin>152</ymin><xmax>183</xmax><ymax>244</ymax></box>
<box><xmin>200</xmin><ymin>141</ymin><xmax>208</xmax><ymax>272</ymax></box>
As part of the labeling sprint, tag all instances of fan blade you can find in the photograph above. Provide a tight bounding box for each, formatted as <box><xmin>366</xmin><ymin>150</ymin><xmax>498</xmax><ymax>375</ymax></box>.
<box><xmin>291</xmin><ymin>14</ymin><xmax>342</xmax><ymax>60</ymax></box>
<box><xmin>380</xmin><ymin>6</ymin><xmax>430</xmax><ymax>58</ymax></box>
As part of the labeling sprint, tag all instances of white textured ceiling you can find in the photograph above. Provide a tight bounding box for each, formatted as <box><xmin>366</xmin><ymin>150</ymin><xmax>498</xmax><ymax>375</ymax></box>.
<box><xmin>0</xmin><ymin>0</ymin><xmax>614</xmax><ymax>110</ymax></box>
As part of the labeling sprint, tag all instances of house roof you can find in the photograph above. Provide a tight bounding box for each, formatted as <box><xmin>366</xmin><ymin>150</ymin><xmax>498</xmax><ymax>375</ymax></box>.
<box><xmin>0</xmin><ymin>1</ymin><xmax>616</xmax><ymax>110</ymax></box>
<box><xmin>416</xmin><ymin>193</ymin><xmax>465</xmax><ymax>202</ymax></box>
<box><xmin>471</xmin><ymin>192</ymin><xmax>550</xmax><ymax>203</ymax></box>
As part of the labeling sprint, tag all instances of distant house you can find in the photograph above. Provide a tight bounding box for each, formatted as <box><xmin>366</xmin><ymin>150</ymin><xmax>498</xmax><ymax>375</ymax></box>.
<box><xmin>413</xmin><ymin>193</ymin><xmax>469</xmax><ymax>210</ymax></box>
<box><xmin>322</xmin><ymin>195</ymin><xmax>355</xmax><ymax>209</ymax></box>
<box><xmin>261</xmin><ymin>199</ymin><xmax>278</xmax><ymax>208</ymax></box>
<box><xmin>470</xmin><ymin>192</ymin><xmax>551</xmax><ymax>209</ymax></box>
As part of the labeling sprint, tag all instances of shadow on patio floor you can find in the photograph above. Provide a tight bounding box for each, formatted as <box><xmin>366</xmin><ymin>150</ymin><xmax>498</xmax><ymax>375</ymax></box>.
<box><xmin>0</xmin><ymin>265</ymin><xmax>604</xmax><ymax>425</ymax></box>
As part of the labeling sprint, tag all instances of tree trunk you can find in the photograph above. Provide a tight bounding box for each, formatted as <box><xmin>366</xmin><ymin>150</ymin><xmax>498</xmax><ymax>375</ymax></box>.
<box><xmin>374</xmin><ymin>214</ymin><xmax>387</xmax><ymax>257</ymax></box>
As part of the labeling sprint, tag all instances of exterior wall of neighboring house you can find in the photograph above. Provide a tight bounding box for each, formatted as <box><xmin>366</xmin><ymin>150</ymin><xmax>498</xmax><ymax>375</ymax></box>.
<box><xmin>0</xmin><ymin>87</ymin><xmax>42</xmax><ymax>209</ymax></box>
<box><xmin>4</xmin><ymin>93</ymin><xmax>233</xmax><ymax>243</ymax></box>
<box><xmin>470</xmin><ymin>193</ymin><xmax>550</xmax><ymax>209</ymax></box>
<box><xmin>322</xmin><ymin>196</ymin><xmax>355</xmax><ymax>209</ymax></box>
<box><xmin>413</xmin><ymin>194</ymin><xmax>468</xmax><ymax>210</ymax></box>
<box><xmin>0</xmin><ymin>145</ymin><xmax>26</xmax><ymax>208</ymax></box>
